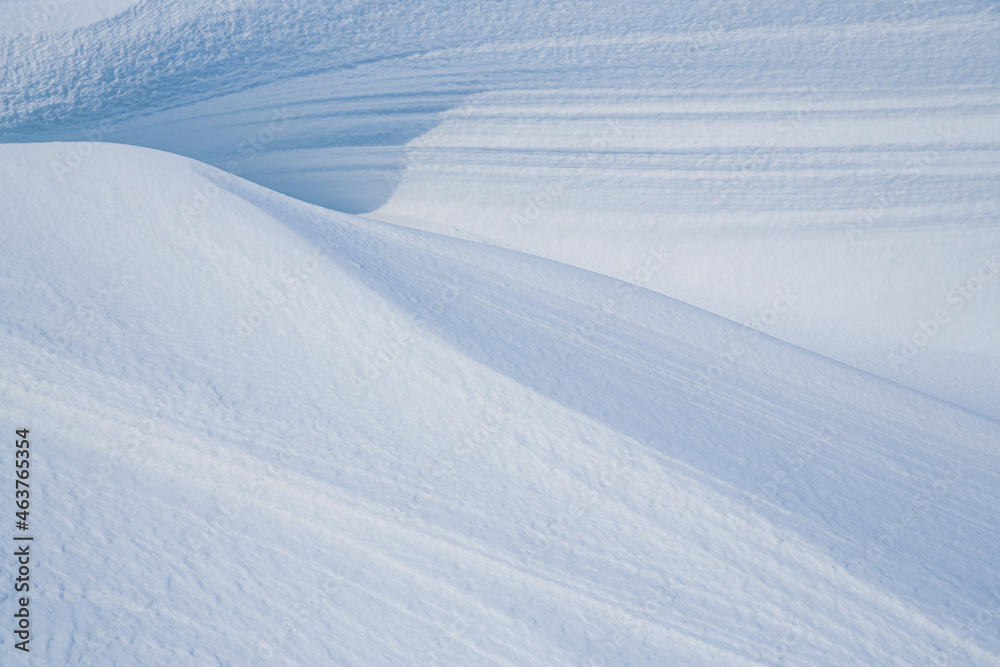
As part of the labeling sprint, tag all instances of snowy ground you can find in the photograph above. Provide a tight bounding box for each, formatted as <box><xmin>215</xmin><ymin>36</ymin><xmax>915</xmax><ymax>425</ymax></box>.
<box><xmin>3</xmin><ymin>0</ymin><xmax>997</xmax><ymax>417</ymax></box>
<box><xmin>1</xmin><ymin>1</ymin><xmax>999</xmax><ymax>665</ymax></box>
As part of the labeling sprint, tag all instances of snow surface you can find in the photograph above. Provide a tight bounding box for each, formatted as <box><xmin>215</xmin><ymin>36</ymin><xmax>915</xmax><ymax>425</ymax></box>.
<box><xmin>1</xmin><ymin>0</ymin><xmax>999</xmax><ymax>664</ymax></box>
<box><xmin>1</xmin><ymin>0</ymin><xmax>996</xmax><ymax>417</ymax></box>
<box><xmin>2</xmin><ymin>141</ymin><xmax>1000</xmax><ymax>665</ymax></box>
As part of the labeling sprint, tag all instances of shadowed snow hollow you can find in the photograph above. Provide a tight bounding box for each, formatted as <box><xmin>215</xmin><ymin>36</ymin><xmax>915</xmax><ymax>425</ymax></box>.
<box><xmin>2</xmin><ymin>0</ymin><xmax>997</xmax><ymax>417</ymax></box>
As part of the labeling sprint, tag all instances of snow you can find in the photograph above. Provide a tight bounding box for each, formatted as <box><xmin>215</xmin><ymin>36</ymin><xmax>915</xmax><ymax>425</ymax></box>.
<box><xmin>0</xmin><ymin>0</ymin><xmax>141</xmax><ymax>37</ymax></box>
<box><xmin>1</xmin><ymin>141</ymin><xmax>998</xmax><ymax>665</ymax></box>
<box><xmin>371</xmin><ymin>86</ymin><xmax>1000</xmax><ymax>421</ymax></box>
<box><xmin>1</xmin><ymin>0</ymin><xmax>999</xmax><ymax>664</ymax></box>
<box><xmin>2</xmin><ymin>0</ymin><xmax>996</xmax><ymax>417</ymax></box>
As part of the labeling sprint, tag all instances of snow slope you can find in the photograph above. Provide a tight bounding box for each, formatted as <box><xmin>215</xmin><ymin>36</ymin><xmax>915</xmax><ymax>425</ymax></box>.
<box><xmin>1</xmin><ymin>0</ymin><xmax>997</xmax><ymax>417</ymax></box>
<box><xmin>2</xmin><ymin>142</ymin><xmax>1000</xmax><ymax>665</ymax></box>
<box><xmin>371</xmin><ymin>86</ymin><xmax>1000</xmax><ymax>421</ymax></box>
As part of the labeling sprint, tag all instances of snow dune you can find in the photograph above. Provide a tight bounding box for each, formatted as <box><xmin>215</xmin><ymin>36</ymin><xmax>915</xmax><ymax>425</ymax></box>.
<box><xmin>2</xmin><ymin>0</ymin><xmax>999</xmax><ymax>663</ymax></box>
<box><xmin>2</xmin><ymin>0</ymin><xmax>997</xmax><ymax>416</ymax></box>
<box><xmin>372</xmin><ymin>83</ymin><xmax>1000</xmax><ymax>420</ymax></box>
<box><xmin>1</xmin><ymin>142</ymin><xmax>999</xmax><ymax>664</ymax></box>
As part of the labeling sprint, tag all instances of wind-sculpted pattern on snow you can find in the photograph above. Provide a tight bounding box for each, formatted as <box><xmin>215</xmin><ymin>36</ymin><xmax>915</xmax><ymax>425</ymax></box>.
<box><xmin>5</xmin><ymin>0</ymin><xmax>996</xmax><ymax>417</ymax></box>
<box><xmin>1</xmin><ymin>142</ymin><xmax>999</xmax><ymax>664</ymax></box>
<box><xmin>2</xmin><ymin>1</ymin><xmax>1000</xmax><ymax>663</ymax></box>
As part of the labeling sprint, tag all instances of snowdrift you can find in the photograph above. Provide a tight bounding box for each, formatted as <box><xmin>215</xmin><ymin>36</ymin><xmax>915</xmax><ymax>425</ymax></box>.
<box><xmin>3</xmin><ymin>0</ymin><xmax>997</xmax><ymax>418</ymax></box>
<box><xmin>1</xmin><ymin>142</ymin><xmax>999</xmax><ymax>664</ymax></box>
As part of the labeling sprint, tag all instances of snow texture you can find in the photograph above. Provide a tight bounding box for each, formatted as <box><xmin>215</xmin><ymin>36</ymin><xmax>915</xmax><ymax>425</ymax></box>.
<box><xmin>1</xmin><ymin>0</ymin><xmax>999</xmax><ymax>665</ymax></box>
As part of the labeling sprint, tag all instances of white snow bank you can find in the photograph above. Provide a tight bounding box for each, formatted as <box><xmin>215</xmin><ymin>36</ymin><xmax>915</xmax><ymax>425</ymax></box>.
<box><xmin>1</xmin><ymin>142</ymin><xmax>999</xmax><ymax>664</ymax></box>
<box><xmin>3</xmin><ymin>0</ymin><xmax>996</xmax><ymax>418</ymax></box>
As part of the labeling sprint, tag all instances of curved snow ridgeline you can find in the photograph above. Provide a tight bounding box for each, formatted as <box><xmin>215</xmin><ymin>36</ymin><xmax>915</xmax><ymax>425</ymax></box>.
<box><xmin>2</xmin><ymin>141</ymin><xmax>999</xmax><ymax>665</ymax></box>
<box><xmin>2</xmin><ymin>0</ymin><xmax>998</xmax><ymax>417</ymax></box>
<box><xmin>1</xmin><ymin>0</ymin><xmax>999</xmax><ymax>664</ymax></box>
